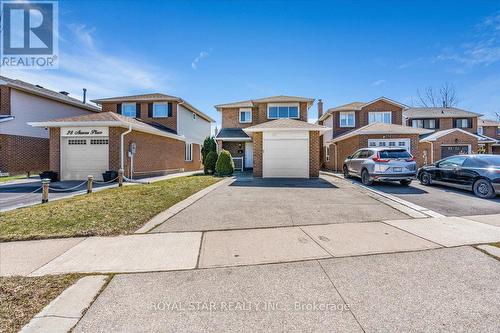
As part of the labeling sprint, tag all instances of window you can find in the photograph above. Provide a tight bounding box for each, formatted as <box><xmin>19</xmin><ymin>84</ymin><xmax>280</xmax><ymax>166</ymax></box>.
<box><xmin>185</xmin><ymin>143</ymin><xmax>193</xmax><ymax>161</ymax></box>
<box><xmin>455</xmin><ymin>118</ymin><xmax>470</xmax><ymax>128</ymax></box>
<box><xmin>68</xmin><ymin>139</ymin><xmax>86</xmax><ymax>145</ymax></box>
<box><xmin>378</xmin><ymin>149</ymin><xmax>412</xmax><ymax>159</ymax></box>
<box><xmin>412</xmin><ymin>119</ymin><xmax>437</xmax><ymax>129</ymax></box>
<box><xmin>193</xmin><ymin>113</ymin><xmax>197</xmax><ymax>120</ymax></box>
<box><xmin>325</xmin><ymin>146</ymin><xmax>330</xmax><ymax>162</ymax></box>
<box><xmin>478</xmin><ymin>126</ymin><xmax>483</xmax><ymax>135</ymax></box>
<box><xmin>439</xmin><ymin>156</ymin><xmax>467</xmax><ymax>168</ymax></box>
<box><xmin>339</xmin><ymin>112</ymin><xmax>355</xmax><ymax>127</ymax></box>
<box><xmin>90</xmin><ymin>139</ymin><xmax>109</xmax><ymax>145</ymax></box>
<box><xmin>398</xmin><ymin>141</ymin><xmax>406</xmax><ymax>147</ymax></box>
<box><xmin>389</xmin><ymin>141</ymin><xmax>396</xmax><ymax>147</ymax></box>
<box><xmin>267</xmin><ymin>104</ymin><xmax>299</xmax><ymax>119</ymax></box>
<box><xmin>239</xmin><ymin>108</ymin><xmax>252</xmax><ymax>123</ymax></box>
<box><xmin>369</xmin><ymin>141</ymin><xmax>376</xmax><ymax>147</ymax></box>
<box><xmin>359</xmin><ymin>150</ymin><xmax>374</xmax><ymax>158</ymax></box>
<box><xmin>122</xmin><ymin>103</ymin><xmax>136</xmax><ymax>118</ymax></box>
<box><xmin>368</xmin><ymin>112</ymin><xmax>392</xmax><ymax>124</ymax></box>
<box><xmin>497</xmin><ymin>127</ymin><xmax>500</xmax><ymax>136</ymax></box>
<box><xmin>153</xmin><ymin>103</ymin><xmax>169</xmax><ymax>118</ymax></box>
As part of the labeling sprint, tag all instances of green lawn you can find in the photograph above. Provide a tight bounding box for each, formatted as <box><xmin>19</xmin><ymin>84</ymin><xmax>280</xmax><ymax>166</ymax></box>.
<box><xmin>0</xmin><ymin>175</ymin><xmax>28</xmax><ymax>183</ymax></box>
<box><xmin>0</xmin><ymin>175</ymin><xmax>220</xmax><ymax>242</ymax></box>
<box><xmin>0</xmin><ymin>274</ymin><xmax>81</xmax><ymax>333</ymax></box>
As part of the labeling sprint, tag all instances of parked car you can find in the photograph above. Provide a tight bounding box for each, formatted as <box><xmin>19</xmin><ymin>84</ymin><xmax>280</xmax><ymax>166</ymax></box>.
<box><xmin>417</xmin><ymin>154</ymin><xmax>500</xmax><ymax>199</ymax></box>
<box><xmin>343</xmin><ymin>147</ymin><xmax>417</xmax><ymax>186</ymax></box>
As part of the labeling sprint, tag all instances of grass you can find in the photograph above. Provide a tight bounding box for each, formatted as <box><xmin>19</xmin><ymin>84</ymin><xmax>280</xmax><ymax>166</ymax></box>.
<box><xmin>0</xmin><ymin>175</ymin><xmax>28</xmax><ymax>183</ymax></box>
<box><xmin>0</xmin><ymin>274</ymin><xmax>80</xmax><ymax>333</ymax></box>
<box><xmin>491</xmin><ymin>242</ymin><xmax>500</xmax><ymax>248</ymax></box>
<box><xmin>0</xmin><ymin>175</ymin><xmax>220</xmax><ymax>242</ymax></box>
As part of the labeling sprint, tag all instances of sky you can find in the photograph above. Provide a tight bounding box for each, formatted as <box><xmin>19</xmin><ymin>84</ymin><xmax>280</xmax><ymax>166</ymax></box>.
<box><xmin>2</xmin><ymin>0</ymin><xmax>500</xmax><ymax>125</ymax></box>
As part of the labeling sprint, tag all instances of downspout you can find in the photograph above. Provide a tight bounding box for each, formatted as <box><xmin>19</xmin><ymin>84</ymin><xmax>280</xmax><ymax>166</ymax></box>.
<box><xmin>120</xmin><ymin>125</ymin><xmax>132</xmax><ymax>173</ymax></box>
<box><xmin>334</xmin><ymin>142</ymin><xmax>338</xmax><ymax>171</ymax></box>
<box><xmin>430</xmin><ymin>141</ymin><xmax>434</xmax><ymax>164</ymax></box>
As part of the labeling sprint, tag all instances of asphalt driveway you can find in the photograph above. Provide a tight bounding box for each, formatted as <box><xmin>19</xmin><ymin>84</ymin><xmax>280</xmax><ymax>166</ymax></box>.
<box><xmin>152</xmin><ymin>175</ymin><xmax>408</xmax><ymax>233</ymax></box>
<box><xmin>359</xmin><ymin>179</ymin><xmax>500</xmax><ymax>216</ymax></box>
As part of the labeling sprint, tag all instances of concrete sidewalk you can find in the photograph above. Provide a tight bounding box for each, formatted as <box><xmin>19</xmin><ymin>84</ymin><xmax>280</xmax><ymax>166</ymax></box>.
<box><xmin>2</xmin><ymin>214</ymin><xmax>499</xmax><ymax>276</ymax></box>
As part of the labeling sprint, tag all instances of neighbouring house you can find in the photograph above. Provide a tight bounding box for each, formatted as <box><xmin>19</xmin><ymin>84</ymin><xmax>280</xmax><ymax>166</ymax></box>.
<box><xmin>319</xmin><ymin>97</ymin><xmax>431</xmax><ymax>171</ymax></box>
<box><xmin>0</xmin><ymin>75</ymin><xmax>100</xmax><ymax>175</ymax></box>
<box><xmin>29</xmin><ymin>93</ymin><xmax>213</xmax><ymax>181</ymax></box>
<box><xmin>404</xmin><ymin>106</ymin><xmax>496</xmax><ymax>161</ymax></box>
<box><xmin>478</xmin><ymin>118</ymin><xmax>500</xmax><ymax>154</ymax></box>
<box><xmin>214</xmin><ymin>96</ymin><xmax>328</xmax><ymax>178</ymax></box>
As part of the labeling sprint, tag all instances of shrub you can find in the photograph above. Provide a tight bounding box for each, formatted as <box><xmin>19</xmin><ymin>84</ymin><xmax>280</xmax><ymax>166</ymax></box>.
<box><xmin>215</xmin><ymin>150</ymin><xmax>234</xmax><ymax>176</ymax></box>
<box><xmin>204</xmin><ymin>151</ymin><xmax>217</xmax><ymax>175</ymax></box>
<box><xmin>201</xmin><ymin>137</ymin><xmax>217</xmax><ymax>163</ymax></box>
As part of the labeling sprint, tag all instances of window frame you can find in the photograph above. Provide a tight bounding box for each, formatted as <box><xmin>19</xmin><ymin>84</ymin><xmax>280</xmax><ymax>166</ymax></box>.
<box><xmin>267</xmin><ymin>103</ymin><xmax>300</xmax><ymax>120</ymax></box>
<box><xmin>185</xmin><ymin>143</ymin><xmax>193</xmax><ymax>162</ymax></box>
<box><xmin>153</xmin><ymin>102</ymin><xmax>169</xmax><ymax>118</ymax></box>
<box><xmin>454</xmin><ymin>118</ymin><xmax>470</xmax><ymax>128</ymax></box>
<box><xmin>412</xmin><ymin>118</ymin><xmax>437</xmax><ymax>129</ymax></box>
<box><xmin>325</xmin><ymin>146</ymin><xmax>330</xmax><ymax>162</ymax></box>
<box><xmin>239</xmin><ymin>108</ymin><xmax>252</xmax><ymax>123</ymax></box>
<box><xmin>339</xmin><ymin>111</ymin><xmax>355</xmax><ymax>128</ymax></box>
<box><xmin>368</xmin><ymin>111</ymin><xmax>392</xmax><ymax>124</ymax></box>
<box><xmin>121</xmin><ymin>102</ymin><xmax>136</xmax><ymax>118</ymax></box>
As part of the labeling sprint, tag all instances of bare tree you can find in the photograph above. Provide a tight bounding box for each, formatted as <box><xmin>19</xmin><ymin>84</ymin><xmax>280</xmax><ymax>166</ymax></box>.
<box><xmin>417</xmin><ymin>82</ymin><xmax>459</xmax><ymax>108</ymax></box>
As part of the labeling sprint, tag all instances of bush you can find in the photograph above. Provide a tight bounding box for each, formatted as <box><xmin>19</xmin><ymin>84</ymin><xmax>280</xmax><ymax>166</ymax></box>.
<box><xmin>201</xmin><ymin>137</ymin><xmax>217</xmax><ymax>163</ymax></box>
<box><xmin>215</xmin><ymin>150</ymin><xmax>234</xmax><ymax>176</ymax></box>
<box><xmin>204</xmin><ymin>151</ymin><xmax>217</xmax><ymax>175</ymax></box>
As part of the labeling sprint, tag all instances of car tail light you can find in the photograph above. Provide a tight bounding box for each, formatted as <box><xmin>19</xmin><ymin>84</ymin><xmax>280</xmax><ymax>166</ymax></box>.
<box><xmin>406</xmin><ymin>157</ymin><xmax>416</xmax><ymax>162</ymax></box>
<box><xmin>372</xmin><ymin>153</ymin><xmax>389</xmax><ymax>163</ymax></box>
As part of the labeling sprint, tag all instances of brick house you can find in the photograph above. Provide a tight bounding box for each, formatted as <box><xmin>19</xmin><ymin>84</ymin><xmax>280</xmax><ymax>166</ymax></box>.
<box><xmin>319</xmin><ymin>97</ymin><xmax>430</xmax><ymax>171</ymax></box>
<box><xmin>478</xmin><ymin>119</ymin><xmax>500</xmax><ymax>154</ymax></box>
<box><xmin>0</xmin><ymin>75</ymin><xmax>100</xmax><ymax>175</ymax></box>
<box><xmin>214</xmin><ymin>96</ymin><xmax>328</xmax><ymax>178</ymax></box>
<box><xmin>30</xmin><ymin>93</ymin><xmax>213</xmax><ymax>181</ymax></box>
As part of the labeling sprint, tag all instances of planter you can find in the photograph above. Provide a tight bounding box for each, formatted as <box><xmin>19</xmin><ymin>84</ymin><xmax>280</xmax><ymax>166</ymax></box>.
<box><xmin>39</xmin><ymin>171</ymin><xmax>58</xmax><ymax>182</ymax></box>
<box><xmin>102</xmin><ymin>170</ymin><xmax>118</xmax><ymax>182</ymax></box>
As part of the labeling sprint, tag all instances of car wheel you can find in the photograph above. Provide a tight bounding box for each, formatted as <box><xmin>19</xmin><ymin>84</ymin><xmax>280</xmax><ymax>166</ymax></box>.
<box><xmin>419</xmin><ymin>171</ymin><xmax>432</xmax><ymax>186</ymax></box>
<box><xmin>400</xmin><ymin>180</ymin><xmax>412</xmax><ymax>186</ymax></box>
<box><xmin>343</xmin><ymin>165</ymin><xmax>351</xmax><ymax>178</ymax></box>
<box><xmin>473</xmin><ymin>179</ymin><xmax>496</xmax><ymax>199</ymax></box>
<box><xmin>361</xmin><ymin>169</ymin><xmax>373</xmax><ymax>186</ymax></box>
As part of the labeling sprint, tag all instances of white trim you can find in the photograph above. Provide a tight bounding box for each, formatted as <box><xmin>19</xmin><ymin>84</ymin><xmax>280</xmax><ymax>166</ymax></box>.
<box><xmin>339</xmin><ymin>111</ymin><xmax>355</xmax><ymax>128</ymax></box>
<box><xmin>244</xmin><ymin>127</ymin><xmax>328</xmax><ymax>133</ymax></box>
<box><xmin>0</xmin><ymin>116</ymin><xmax>14</xmax><ymax>123</ymax></box>
<box><xmin>365</xmin><ymin>97</ymin><xmax>408</xmax><ymax>109</ymax></box>
<box><xmin>232</xmin><ymin>157</ymin><xmax>244</xmax><ymax>171</ymax></box>
<box><xmin>325</xmin><ymin>146</ymin><xmax>330</xmax><ymax>162</ymax></box>
<box><xmin>368</xmin><ymin>111</ymin><xmax>392</xmax><ymax>124</ymax></box>
<box><xmin>421</xmin><ymin>128</ymin><xmax>482</xmax><ymax>142</ymax></box>
<box><xmin>215</xmin><ymin>137</ymin><xmax>252</xmax><ymax>142</ymax></box>
<box><xmin>239</xmin><ymin>108</ymin><xmax>252</xmax><ymax>123</ymax></box>
<box><xmin>267</xmin><ymin>103</ymin><xmax>300</xmax><ymax>120</ymax></box>
<box><xmin>185</xmin><ymin>142</ymin><xmax>193</xmax><ymax>161</ymax></box>
<box><xmin>439</xmin><ymin>143</ymin><xmax>472</xmax><ymax>157</ymax></box>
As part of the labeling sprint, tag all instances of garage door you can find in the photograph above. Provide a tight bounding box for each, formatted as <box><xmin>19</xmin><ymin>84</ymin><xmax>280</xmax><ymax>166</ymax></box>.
<box><xmin>263</xmin><ymin>131</ymin><xmax>309</xmax><ymax>178</ymax></box>
<box><xmin>441</xmin><ymin>145</ymin><xmax>470</xmax><ymax>158</ymax></box>
<box><xmin>368</xmin><ymin>138</ymin><xmax>411</xmax><ymax>151</ymax></box>
<box><xmin>61</xmin><ymin>137</ymin><xmax>109</xmax><ymax>181</ymax></box>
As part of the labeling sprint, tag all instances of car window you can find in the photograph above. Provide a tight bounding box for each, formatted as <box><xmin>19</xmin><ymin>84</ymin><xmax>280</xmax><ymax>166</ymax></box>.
<box><xmin>463</xmin><ymin>156</ymin><xmax>500</xmax><ymax>168</ymax></box>
<box><xmin>438</xmin><ymin>156</ymin><xmax>467</xmax><ymax>168</ymax></box>
<box><xmin>351</xmin><ymin>150</ymin><xmax>362</xmax><ymax>159</ymax></box>
<box><xmin>360</xmin><ymin>150</ymin><xmax>374</xmax><ymax>158</ymax></box>
<box><xmin>378</xmin><ymin>149</ymin><xmax>411</xmax><ymax>159</ymax></box>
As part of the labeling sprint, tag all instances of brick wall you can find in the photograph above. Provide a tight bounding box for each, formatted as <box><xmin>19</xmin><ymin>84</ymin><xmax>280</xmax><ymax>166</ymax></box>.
<box><xmin>0</xmin><ymin>86</ymin><xmax>10</xmax><ymax>115</ymax></box>
<box><xmin>253</xmin><ymin>132</ymin><xmax>263</xmax><ymax>177</ymax></box>
<box><xmin>408</xmin><ymin>117</ymin><xmax>479</xmax><ymax>133</ymax></box>
<box><xmin>184</xmin><ymin>143</ymin><xmax>202</xmax><ymax>171</ymax></box>
<box><xmin>222</xmin><ymin>141</ymin><xmax>245</xmax><ymax>158</ymax></box>
<box><xmin>427</xmin><ymin>131</ymin><xmax>479</xmax><ymax>163</ymax></box>
<box><xmin>102</xmin><ymin>101</ymin><xmax>178</xmax><ymax>132</ymax></box>
<box><xmin>0</xmin><ymin>134</ymin><xmax>49</xmax><ymax>174</ymax></box>
<box><xmin>417</xmin><ymin>141</ymin><xmax>432</xmax><ymax>166</ymax></box>
<box><xmin>49</xmin><ymin>128</ymin><xmax>60</xmax><ymax>175</ymax></box>
<box><xmin>309</xmin><ymin>131</ymin><xmax>320</xmax><ymax>177</ymax></box>
<box><xmin>483</xmin><ymin>126</ymin><xmax>500</xmax><ymax>140</ymax></box>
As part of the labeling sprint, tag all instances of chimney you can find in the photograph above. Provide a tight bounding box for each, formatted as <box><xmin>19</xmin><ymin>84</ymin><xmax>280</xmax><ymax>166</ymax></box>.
<box><xmin>82</xmin><ymin>88</ymin><xmax>87</xmax><ymax>103</ymax></box>
<box><xmin>59</xmin><ymin>91</ymin><xmax>69</xmax><ymax>96</ymax></box>
<box><xmin>317</xmin><ymin>99</ymin><xmax>323</xmax><ymax>120</ymax></box>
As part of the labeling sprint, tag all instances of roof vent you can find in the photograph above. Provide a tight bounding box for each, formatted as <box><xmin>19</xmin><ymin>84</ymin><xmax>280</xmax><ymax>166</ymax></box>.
<box><xmin>35</xmin><ymin>84</ymin><xmax>44</xmax><ymax>88</ymax></box>
<box><xmin>59</xmin><ymin>91</ymin><xmax>69</xmax><ymax>96</ymax></box>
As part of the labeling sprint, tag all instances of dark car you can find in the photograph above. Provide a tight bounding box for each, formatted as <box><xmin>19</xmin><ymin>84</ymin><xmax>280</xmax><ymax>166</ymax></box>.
<box><xmin>417</xmin><ymin>154</ymin><xmax>500</xmax><ymax>198</ymax></box>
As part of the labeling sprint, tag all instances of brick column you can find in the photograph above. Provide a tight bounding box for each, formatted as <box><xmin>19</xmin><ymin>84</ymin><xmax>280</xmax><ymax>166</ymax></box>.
<box><xmin>309</xmin><ymin>131</ymin><xmax>320</xmax><ymax>177</ymax></box>
<box><xmin>253</xmin><ymin>132</ymin><xmax>263</xmax><ymax>177</ymax></box>
<box><xmin>49</xmin><ymin>128</ymin><xmax>60</xmax><ymax>176</ymax></box>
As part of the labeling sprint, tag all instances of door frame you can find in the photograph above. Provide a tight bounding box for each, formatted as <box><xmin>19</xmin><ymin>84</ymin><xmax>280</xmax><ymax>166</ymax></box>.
<box><xmin>244</xmin><ymin>142</ymin><xmax>253</xmax><ymax>168</ymax></box>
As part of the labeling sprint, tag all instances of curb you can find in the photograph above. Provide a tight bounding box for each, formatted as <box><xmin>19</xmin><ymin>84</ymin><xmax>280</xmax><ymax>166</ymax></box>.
<box><xmin>135</xmin><ymin>177</ymin><xmax>235</xmax><ymax>233</ymax></box>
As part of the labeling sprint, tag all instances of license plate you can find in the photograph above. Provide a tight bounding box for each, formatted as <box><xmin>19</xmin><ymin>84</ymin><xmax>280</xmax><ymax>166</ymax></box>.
<box><xmin>393</xmin><ymin>167</ymin><xmax>402</xmax><ymax>172</ymax></box>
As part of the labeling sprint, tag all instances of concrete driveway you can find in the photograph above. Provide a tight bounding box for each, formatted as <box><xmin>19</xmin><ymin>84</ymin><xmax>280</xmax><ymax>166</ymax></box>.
<box><xmin>152</xmin><ymin>175</ymin><xmax>408</xmax><ymax>233</ymax></box>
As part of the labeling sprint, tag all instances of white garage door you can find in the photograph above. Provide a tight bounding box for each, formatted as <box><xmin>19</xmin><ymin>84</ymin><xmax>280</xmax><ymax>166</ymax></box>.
<box><xmin>368</xmin><ymin>138</ymin><xmax>411</xmax><ymax>151</ymax></box>
<box><xmin>61</xmin><ymin>137</ymin><xmax>109</xmax><ymax>181</ymax></box>
<box><xmin>263</xmin><ymin>131</ymin><xmax>309</xmax><ymax>178</ymax></box>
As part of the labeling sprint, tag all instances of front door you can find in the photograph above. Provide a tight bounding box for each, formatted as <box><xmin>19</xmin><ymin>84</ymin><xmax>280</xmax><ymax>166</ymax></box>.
<box><xmin>245</xmin><ymin>142</ymin><xmax>253</xmax><ymax>168</ymax></box>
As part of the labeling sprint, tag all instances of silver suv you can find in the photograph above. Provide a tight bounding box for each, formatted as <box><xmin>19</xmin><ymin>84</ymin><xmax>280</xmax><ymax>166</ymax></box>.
<box><xmin>343</xmin><ymin>147</ymin><xmax>417</xmax><ymax>186</ymax></box>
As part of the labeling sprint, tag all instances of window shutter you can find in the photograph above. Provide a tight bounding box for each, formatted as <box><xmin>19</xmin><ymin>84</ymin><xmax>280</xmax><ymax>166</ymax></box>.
<box><xmin>116</xmin><ymin>103</ymin><xmax>122</xmax><ymax>114</ymax></box>
<box><xmin>168</xmin><ymin>103</ymin><xmax>173</xmax><ymax>117</ymax></box>
<box><xmin>435</xmin><ymin>119</ymin><xmax>440</xmax><ymax>129</ymax></box>
<box><xmin>468</xmin><ymin>118</ymin><xmax>472</xmax><ymax>128</ymax></box>
<box><xmin>453</xmin><ymin>119</ymin><xmax>457</xmax><ymax>128</ymax></box>
<box><xmin>148</xmin><ymin>103</ymin><xmax>153</xmax><ymax>117</ymax></box>
<box><xmin>135</xmin><ymin>103</ymin><xmax>141</xmax><ymax>118</ymax></box>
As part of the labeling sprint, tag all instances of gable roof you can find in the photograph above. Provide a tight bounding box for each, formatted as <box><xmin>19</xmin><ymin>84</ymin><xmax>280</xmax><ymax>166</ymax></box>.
<box><xmin>479</xmin><ymin>118</ymin><xmax>500</xmax><ymax>127</ymax></box>
<box><xmin>28</xmin><ymin>112</ymin><xmax>185</xmax><ymax>141</ymax></box>
<box><xmin>420</xmin><ymin>128</ymin><xmax>482</xmax><ymax>142</ymax></box>
<box><xmin>92</xmin><ymin>93</ymin><xmax>215</xmax><ymax>122</ymax></box>
<box><xmin>215</xmin><ymin>95</ymin><xmax>315</xmax><ymax>110</ymax></box>
<box><xmin>319</xmin><ymin>97</ymin><xmax>407</xmax><ymax>121</ymax></box>
<box><xmin>0</xmin><ymin>75</ymin><xmax>101</xmax><ymax>112</ymax></box>
<box><xmin>328</xmin><ymin>122</ymin><xmax>433</xmax><ymax>144</ymax></box>
<box><xmin>403</xmin><ymin>107</ymin><xmax>482</xmax><ymax>119</ymax></box>
<box><xmin>243</xmin><ymin>118</ymin><xmax>328</xmax><ymax>133</ymax></box>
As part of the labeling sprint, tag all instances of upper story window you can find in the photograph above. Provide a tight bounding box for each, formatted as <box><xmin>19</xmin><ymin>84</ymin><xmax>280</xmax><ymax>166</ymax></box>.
<box><xmin>368</xmin><ymin>111</ymin><xmax>392</xmax><ymax>124</ymax></box>
<box><xmin>454</xmin><ymin>118</ymin><xmax>471</xmax><ymax>128</ymax></box>
<box><xmin>122</xmin><ymin>103</ymin><xmax>136</xmax><ymax>118</ymax></box>
<box><xmin>478</xmin><ymin>126</ymin><xmax>483</xmax><ymax>135</ymax></box>
<box><xmin>339</xmin><ymin>112</ymin><xmax>355</xmax><ymax>127</ymax></box>
<box><xmin>153</xmin><ymin>102</ymin><xmax>169</xmax><ymax>118</ymax></box>
<box><xmin>412</xmin><ymin>119</ymin><xmax>437</xmax><ymax>129</ymax></box>
<box><xmin>267</xmin><ymin>104</ymin><xmax>299</xmax><ymax>119</ymax></box>
<box><xmin>497</xmin><ymin>127</ymin><xmax>500</xmax><ymax>136</ymax></box>
<box><xmin>239</xmin><ymin>108</ymin><xmax>252</xmax><ymax>123</ymax></box>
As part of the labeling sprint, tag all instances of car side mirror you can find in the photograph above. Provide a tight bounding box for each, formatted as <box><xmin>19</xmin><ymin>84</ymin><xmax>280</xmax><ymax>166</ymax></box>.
<box><xmin>347</xmin><ymin>155</ymin><xmax>352</xmax><ymax>159</ymax></box>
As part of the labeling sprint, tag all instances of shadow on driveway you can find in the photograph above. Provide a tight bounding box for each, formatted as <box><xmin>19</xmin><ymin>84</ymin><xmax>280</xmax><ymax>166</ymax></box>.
<box><xmin>230</xmin><ymin>178</ymin><xmax>338</xmax><ymax>189</ymax></box>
